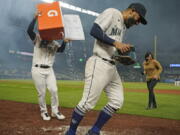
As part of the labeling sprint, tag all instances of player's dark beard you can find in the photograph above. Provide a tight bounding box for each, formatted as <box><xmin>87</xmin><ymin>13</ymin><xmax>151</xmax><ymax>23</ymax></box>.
<box><xmin>124</xmin><ymin>17</ymin><xmax>137</xmax><ymax>29</ymax></box>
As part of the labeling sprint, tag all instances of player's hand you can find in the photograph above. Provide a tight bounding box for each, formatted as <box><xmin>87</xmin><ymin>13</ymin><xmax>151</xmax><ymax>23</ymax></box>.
<box><xmin>113</xmin><ymin>41</ymin><xmax>131</xmax><ymax>53</ymax></box>
<box><xmin>61</xmin><ymin>32</ymin><xmax>72</xmax><ymax>42</ymax></box>
<box><xmin>63</xmin><ymin>38</ymin><xmax>71</xmax><ymax>43</ymax></box>
<box><xmin>34</xmin><ymin>10</ymin><xmax>41</xmax><ymax>19</ymax></box>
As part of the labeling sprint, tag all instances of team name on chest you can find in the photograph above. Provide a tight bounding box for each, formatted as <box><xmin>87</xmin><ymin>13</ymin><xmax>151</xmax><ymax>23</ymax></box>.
<box><xmin>109</xmin><ymin>26</ymin><xmax>122</xmax><ymax>36</ymax></box>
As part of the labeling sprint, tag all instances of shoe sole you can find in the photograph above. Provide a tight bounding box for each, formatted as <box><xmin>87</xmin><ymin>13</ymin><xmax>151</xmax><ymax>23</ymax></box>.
<box><xmin>41</xmin><ymin>114</ymin><xmax>51</xmax><ymax>121</ymax></box>
<box><xmin>51</xmin><ymin>114</ymin><xmax>65</xmax><ymax>120</ymax></box>
<box><xmin>41</xmin><ymin>116</ymin><xmax>51</xmax><ymax>121</ymax></box>
<box><xmin>42</xmin><ymin>118</ymin><xmax>51</xmax><ymax>121</ymax></box>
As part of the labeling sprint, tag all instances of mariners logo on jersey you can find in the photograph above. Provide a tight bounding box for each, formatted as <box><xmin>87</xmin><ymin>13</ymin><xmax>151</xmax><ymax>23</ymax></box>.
<box><xmin>109</xmin><ymin>25</ymin><xmax>122</xmax><ymax>36</ymax></box>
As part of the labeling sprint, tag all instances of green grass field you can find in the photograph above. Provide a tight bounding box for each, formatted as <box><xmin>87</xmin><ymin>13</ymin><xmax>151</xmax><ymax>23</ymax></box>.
<box><xmin>0</xmin><ymin>80</ymin><xmax>180</xmax><ymax>120</ymax></box>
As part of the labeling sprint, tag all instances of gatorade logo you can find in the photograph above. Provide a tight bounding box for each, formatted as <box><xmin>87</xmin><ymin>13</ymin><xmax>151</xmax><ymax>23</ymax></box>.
<box><xmin>47</xmin><ymin>10</ymin><xmax>58</xmax><ymax>17</ymax></box>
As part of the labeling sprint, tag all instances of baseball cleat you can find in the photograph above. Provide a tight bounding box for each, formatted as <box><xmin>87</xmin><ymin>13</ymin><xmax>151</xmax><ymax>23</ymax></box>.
<box><xmin>85</xmin><ymin>130</ymin><xmax>100</xmax><ymax>135</ymax></box>
<box><xmin>41</xmin><ymin>112</ymin><xmax>51</xmax><ymax>121</ymax></box>
<box><xmin>51</xmin><ymin>112</ymin><xmax>65</xmax><ymax>120</ymax></box>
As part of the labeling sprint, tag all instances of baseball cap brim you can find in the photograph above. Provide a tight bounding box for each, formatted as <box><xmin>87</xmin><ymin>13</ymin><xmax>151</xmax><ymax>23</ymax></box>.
<box><xmin>140</xmin><ymin>15</ymin><xmax>147</xmax><ymax>25</ymax></box>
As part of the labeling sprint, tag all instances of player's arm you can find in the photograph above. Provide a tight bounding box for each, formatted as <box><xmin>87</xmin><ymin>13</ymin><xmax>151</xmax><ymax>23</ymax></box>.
<box><xmin>27</xmin><ymin>16</ymin><xmax>37</xmax><ymax>41</ymax></box>
<box><xmin>57</xmin><ymin>41</ymin><xmax>66</xmax><ymax>53</ymax></box>
<box><xmin>92</xmin><ymin>8</ymin><xmax>131</xmax><ymax>53</ymax></box>
<box><xmin>90</xmin><ymin>9</ymin><xmax>116</xmax><ymax>46</ymax></box>
<box><xmin>57</xmin><ymin>39</ymin><xmax>70</xmax><ymax>53</ymax></box>
<box><xmin>90</xmin><ymin>23</ymin><xmax>131</xmax><ymax>53</ymax></box>
<box><xmin>90</xmin><ymin>23</ymin><xmax>115</xmax><ymax>46</ymax></box>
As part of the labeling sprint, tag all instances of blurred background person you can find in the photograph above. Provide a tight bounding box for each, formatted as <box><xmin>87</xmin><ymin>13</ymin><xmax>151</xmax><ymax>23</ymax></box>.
<box><xmin>143</xmin><ymin>51</ymin><xmax>163</xmax><ymax>110</ymax></box>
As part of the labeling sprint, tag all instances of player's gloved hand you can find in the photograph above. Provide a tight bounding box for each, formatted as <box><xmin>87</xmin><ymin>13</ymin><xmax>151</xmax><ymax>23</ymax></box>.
<box><xmin>112</xmin><ymin>46</ymin><xmax>136</xmax><ymax>66</ymax></box>
<box><xmin>112</xmin><ymin>55</ymin><xmax>136</xmax><ymax>65</ymax></box>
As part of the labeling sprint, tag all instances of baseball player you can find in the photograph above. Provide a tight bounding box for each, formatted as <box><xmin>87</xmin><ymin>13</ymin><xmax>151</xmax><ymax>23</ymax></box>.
<box><xmin>143</xmin><ymin>52</ymin><xmax>163</xmax><ymax>110</ymax></box>
<box><xmin>66</xmin><ymin>3</ymin><xmax>147</xmax><ymax>135</ymax></box>
<box><xmin>27</xmin><ymin>11</ymin><xmax>70</xmax><ymax>121</ymax></box>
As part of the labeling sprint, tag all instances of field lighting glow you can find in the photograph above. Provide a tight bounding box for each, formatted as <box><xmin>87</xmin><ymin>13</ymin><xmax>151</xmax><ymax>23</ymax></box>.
<box><xmin>170</xmin><ymin>64</ymin><xmax>180</xmax><ymax>68</ymax></box>
<box><xmin>40</xmin><ymin>0</ymin><xmax>99</xmax><ymax>16</ymax></box>
<box><xmin>41</xmin><ymin>0</ymin><xmax>54</xmax><ymax>3</ymax></box>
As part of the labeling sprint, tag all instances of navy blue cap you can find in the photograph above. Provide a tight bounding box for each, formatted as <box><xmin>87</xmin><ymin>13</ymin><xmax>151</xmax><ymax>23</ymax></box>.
<box><xmin>128</xmin><ymin>3</ymin><xmax>147</xmax><ymax>25</ymax></box>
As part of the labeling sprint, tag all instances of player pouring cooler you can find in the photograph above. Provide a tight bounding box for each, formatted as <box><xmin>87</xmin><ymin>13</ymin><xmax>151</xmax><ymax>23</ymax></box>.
<box><xmin>27</xmin><ymin>10</ymin><xmax>70</xmax><ymax>121</ymax></box>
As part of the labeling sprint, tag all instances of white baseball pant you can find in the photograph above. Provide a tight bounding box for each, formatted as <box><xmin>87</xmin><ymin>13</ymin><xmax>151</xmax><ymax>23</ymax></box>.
<box><xmin>78</xmin><ymin>55</ymin><xmax>124</xmax><ymax>113</ymax></box>
<box><xmin>31</xmin><ymin>67</ymin><xmax>59</xmax><ymax>114</ymax></box>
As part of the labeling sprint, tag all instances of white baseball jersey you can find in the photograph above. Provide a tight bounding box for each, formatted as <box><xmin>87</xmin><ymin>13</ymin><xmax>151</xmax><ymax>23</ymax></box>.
<box><xmin>32</xmin><ymin>34</ymin><xmax>60</xmax><ymax>67</ymax></box>
<box><xmin>93</xmin><ymin>8</ymin><xmax>126</xmax><ymax>59</ymax></box>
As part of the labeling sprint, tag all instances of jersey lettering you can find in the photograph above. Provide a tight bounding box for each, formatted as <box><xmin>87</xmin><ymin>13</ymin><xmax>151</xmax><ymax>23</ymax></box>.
<box><xmin>110</xmin><ymin>27</ymin><xmax>121</xmax><ymax>36</ymax></box>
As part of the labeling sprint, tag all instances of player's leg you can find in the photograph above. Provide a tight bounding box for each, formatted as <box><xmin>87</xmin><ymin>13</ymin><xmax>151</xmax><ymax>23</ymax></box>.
<box><xmin>78</xmin><ymin>57</ymin><xmax>112</xmax><ymax>112</ymax></box>
<box><xmin>88</xmin><ymin>68</ymin><xmax>123</xmax><ymax>134</ymax></box>
<box><xmin>32</xmin><ymin>68</ymin><xmax>50</xmax><ymax>120</ymax></box>
<box><xmin>66</xmin><ymin>56</ymin><xmax>111</xmax><ymax>135</ymax></box>
<box><xmin>46</xmin><ymin>69</ymin><xmax>65</xmax><ymax>120</ymax></box>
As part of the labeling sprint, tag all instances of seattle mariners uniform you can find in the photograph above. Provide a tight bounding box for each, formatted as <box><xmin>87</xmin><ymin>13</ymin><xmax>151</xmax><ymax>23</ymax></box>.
<box><xmin>27</xmin><ymin>11</ymin><xmax>69</xmax><ymax>121</ymax></box>
<box><xmin>78</xmin><ymin>8</ymin><xmax>125</xmax><ymax>115</ymax></box>
<box><xmin>66</xmin><ymin>3</ymin><xmax>147</xmax><ymax>135</ymax></box>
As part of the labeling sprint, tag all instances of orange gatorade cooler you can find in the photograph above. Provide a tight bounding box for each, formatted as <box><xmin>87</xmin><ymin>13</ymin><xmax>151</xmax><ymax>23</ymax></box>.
<box><xmin>37</xmin><ymin>1</ymin><xmax>64</xmax><ymax>40</ymax></box>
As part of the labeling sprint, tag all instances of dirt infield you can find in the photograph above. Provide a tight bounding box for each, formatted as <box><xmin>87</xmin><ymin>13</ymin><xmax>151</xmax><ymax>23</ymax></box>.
<box><xmin>0</xmin><ymin>100</ymin><xmax>180</xmax><ymax>135</ymax></box>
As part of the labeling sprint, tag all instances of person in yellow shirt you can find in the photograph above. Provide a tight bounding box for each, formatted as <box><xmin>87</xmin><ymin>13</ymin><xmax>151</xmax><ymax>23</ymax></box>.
<box><xmin>143</xmin><ymin>52</ymin><xmax>163</xmax><ymax>109</ymax></box>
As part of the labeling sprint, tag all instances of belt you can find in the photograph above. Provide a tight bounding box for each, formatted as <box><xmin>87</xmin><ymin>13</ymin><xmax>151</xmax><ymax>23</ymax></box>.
<box><xmin>35</xmin><ymin>64</ymin><xmax>50</xmax><ymax>68</ymax></box>
<box><xmin>94</xmin><ymin>53</ymin><xmax>115</xmax><ymax>65</ymax></box>
<box><xmin>102</xmin><ymin>58</ymin><xmax>116</xmax><ymax>65</ymax></box>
